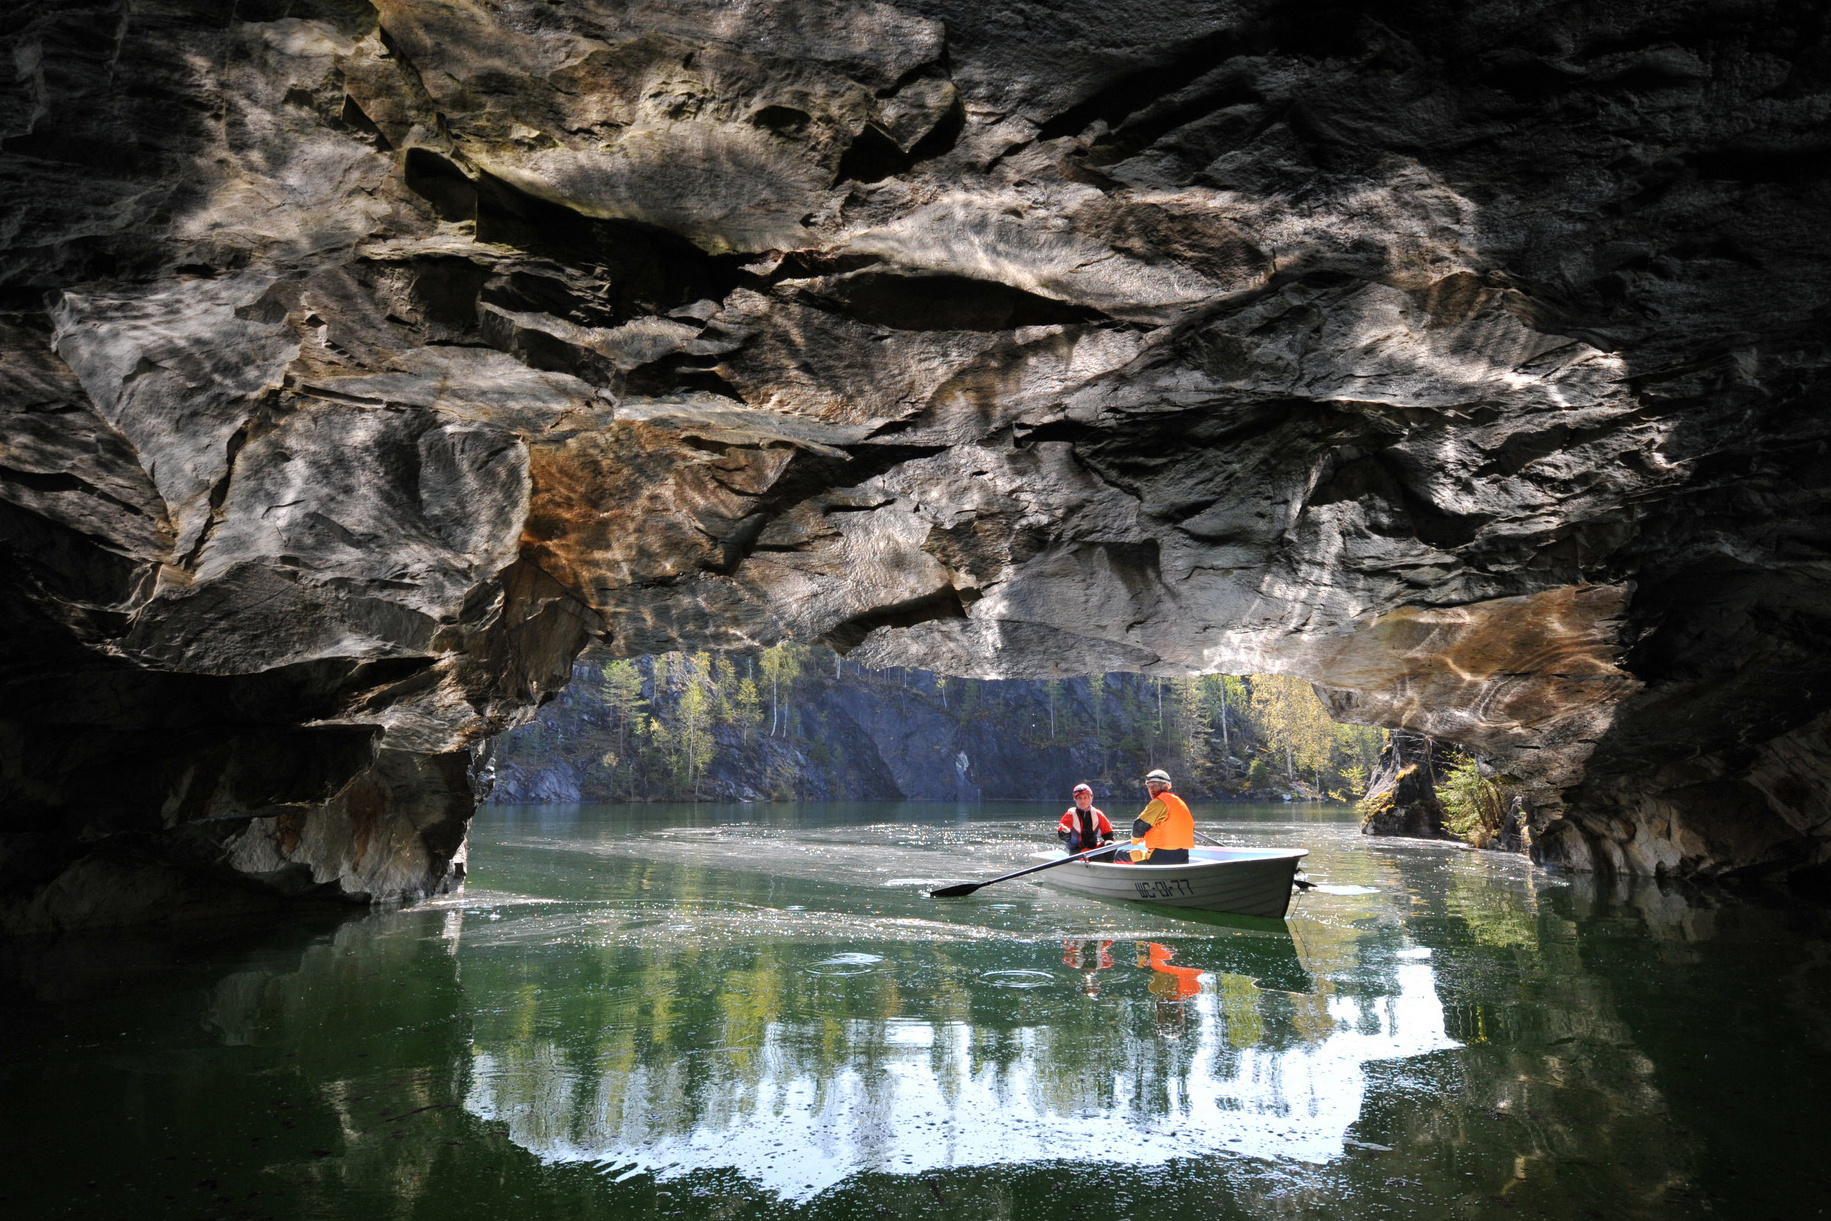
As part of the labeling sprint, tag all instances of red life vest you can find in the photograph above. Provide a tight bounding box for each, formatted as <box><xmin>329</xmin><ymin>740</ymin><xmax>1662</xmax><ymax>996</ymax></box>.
<box><xmin>1057</xmin><ymin>805</ymin><xmax>1112</xmax><ymax>849</ymax></box>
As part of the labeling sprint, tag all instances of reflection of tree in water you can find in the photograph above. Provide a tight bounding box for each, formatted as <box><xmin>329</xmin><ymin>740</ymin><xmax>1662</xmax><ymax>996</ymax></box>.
<box><xmin>1332</xmin><ymin>850</ymin><xmax>1700</xmax><ymax>1216</ymax></box>
<box><xmin>457</xmin><ymin>855</ymin><xmax>1449</xmax><ymax>1186</ymax></box>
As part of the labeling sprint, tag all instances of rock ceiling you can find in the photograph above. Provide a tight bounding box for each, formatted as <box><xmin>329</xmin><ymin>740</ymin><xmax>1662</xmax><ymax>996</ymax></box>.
<box><xmin>1</xmin><ymin>0</ymin><xmax>1828</xmax><ymax>928</ymax></box>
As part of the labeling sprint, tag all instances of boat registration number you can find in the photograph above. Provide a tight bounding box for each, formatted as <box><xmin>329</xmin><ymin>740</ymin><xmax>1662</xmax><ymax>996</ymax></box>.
<box><xmin>1133</xmin><ymin>878</ymin><xmax>1195</xmax><ymax>900</ymax></box>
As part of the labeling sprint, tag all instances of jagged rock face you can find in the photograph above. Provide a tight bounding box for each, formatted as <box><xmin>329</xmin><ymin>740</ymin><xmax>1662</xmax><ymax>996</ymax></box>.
<box><xmin>2</xmin><ymin>0</ymin><xmax>1829</xmax><ymax>926</ymax></box>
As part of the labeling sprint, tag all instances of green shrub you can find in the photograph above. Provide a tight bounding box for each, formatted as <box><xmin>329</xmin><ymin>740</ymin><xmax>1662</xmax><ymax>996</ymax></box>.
<box><xmin>1438</xmin><ymin>756</ymin><xmax>1511</xmax><ymax>846</ymax></box>
<box><xmin>1246</xmin><ymin>758</ymin><xmax>1272</xmax><ymax>788</ymax></box>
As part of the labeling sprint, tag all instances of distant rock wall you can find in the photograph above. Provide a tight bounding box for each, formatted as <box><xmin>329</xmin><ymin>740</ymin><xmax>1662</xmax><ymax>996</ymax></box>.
<box><xmin>3</xmin><ymin>0</ymin><xmax>1830</xmax><ymax>928</ymax></box>
<box><xmin>486</xmin><ymin>656</ymin><xmax>1283</xmax><ymax>807</ymax></box>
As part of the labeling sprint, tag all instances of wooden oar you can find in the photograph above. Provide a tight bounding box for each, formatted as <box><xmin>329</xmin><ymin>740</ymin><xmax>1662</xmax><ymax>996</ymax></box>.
<box><xmin>1194</xmin><ymin>829</ymin><xmax>1315</xmax><ymax>889</ymax></box>
<box><xmin>929</xmin><ymin>843</ymin><xmax>1115</xmax><ymax>898</ymax></box>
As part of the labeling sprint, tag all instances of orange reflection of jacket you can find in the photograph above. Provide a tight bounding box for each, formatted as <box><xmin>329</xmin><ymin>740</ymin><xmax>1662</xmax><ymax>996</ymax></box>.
<box><xmin>1144</xmin><ymin>942</ymin><xmax>1202</xmax><ymax>1001</ymax></box>
<box><xmin>1137</xmin><ymin>791</ymin><xmax>1195</xmax><ymax>852</ymax></box>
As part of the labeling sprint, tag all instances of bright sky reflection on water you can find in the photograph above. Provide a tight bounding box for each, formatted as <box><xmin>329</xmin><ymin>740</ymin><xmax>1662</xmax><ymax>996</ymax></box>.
<box><xmin>454</xmin><ymin>803</ymin><xmax>1464</xmax><ymax>1198</ymax></box>
<box><xmin>467</xmin><ymin>958</ymin><xmax>1455</xmax><ymax>1198</ymax></box>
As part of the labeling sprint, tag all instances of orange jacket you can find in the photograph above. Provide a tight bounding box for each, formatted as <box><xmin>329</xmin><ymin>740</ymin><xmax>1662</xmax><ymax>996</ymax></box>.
<box><xmin>1134</xmin><ymin>790</ymin><xmax>1194</xmax><ymax>852</ymax></box>
<box><xmin>1143</xmin><ymin>942</ymin><xmax>1202</xmax><ymax>1000</ymax></box>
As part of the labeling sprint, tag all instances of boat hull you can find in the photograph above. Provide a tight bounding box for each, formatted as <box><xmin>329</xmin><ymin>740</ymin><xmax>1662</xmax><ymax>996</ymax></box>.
<box><xmin>1036</xmin><ymin>847</ymin><xmax>1309</xmax><ymax>919</ymax></box>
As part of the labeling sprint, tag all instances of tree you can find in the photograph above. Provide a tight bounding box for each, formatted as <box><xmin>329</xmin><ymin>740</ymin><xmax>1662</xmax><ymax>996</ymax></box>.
<box><xmin>599</xmin><ymin>659</ymin><xmax>646</xmax><ymax>755</ymax></box>
<box><xmin>710</xmin><ymin>653</ymin><xmax>738</xmax><ymax>724</ymax></box>
<box><xmin>1044</xmin><ymin>678</ymin><xmax>1063</xmax><ymax>739</ymax></box>
<box><xmin>955</xmin><ymin>677</ymin><xmax>979</xmax><ymax>722</ymax></box>
<box><xmin>760</xmin><ymin>643</ymin><xmax>802</xmax><ymax>737</ymax></box>
<box><xmin>597</xmin><ymin>658</ymin><xmax>647</xmax><ymax>800</ymax></box>
<box><xmin>676</xmin><ymin>659</ymin><xmax>715</xmax><ymax>795</ymax></box>
<box><xmin>1217</xmin><ymin>674</ymin><xmax>1248</xmax><ymax>769</ymax></box>
<box><xmin>1171</xmin><ymin>676</ymin><xmax>1205</xmax><ymax>779</ymax></box>
<box><xmin>1248</xmin><ymin>674</ymin><xmax>1335</xmax><ymax>791</ymax></box>
<box><xmin>734</xmin><ymin>673</ymin><xmax>762</xmax><ymax>744</ymax></box>
<box><xmin>1439</xmin><ymin>754</ymin><xmax>1511</xmax><ymax>846</ymax></box>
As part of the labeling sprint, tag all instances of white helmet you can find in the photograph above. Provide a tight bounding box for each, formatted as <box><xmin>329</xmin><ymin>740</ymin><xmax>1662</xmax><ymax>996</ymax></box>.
<box><xmin>1144</xmin><ymin>769</ymin><xmax>1172</xmax><ymax>786</ymax></box>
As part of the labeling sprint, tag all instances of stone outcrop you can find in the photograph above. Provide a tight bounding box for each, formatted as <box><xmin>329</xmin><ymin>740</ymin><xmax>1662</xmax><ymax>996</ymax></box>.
<box><xmin>1356</xmin><ymin>731</ymin><xmax>1453</xmax><ymax>841</ymax></box>
<box><xmin>2</xmin><ymin>0</ymin><xmax>1830</xmax><ymax>926</ymax></box>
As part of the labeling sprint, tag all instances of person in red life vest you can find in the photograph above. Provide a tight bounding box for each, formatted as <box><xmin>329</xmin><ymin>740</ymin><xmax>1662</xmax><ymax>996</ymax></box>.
<box><xmin>1055</xmin><ymin>783</ymin><xmax>1114</xmax><ymax>854</ymax></box>
<box><xmin>1111</xmin><ymin>769</ymin><xmax>1194</xmax><ymax>864</ymax></box>
<box><xmin>1061</xmin><ymin>938</ymin><xmax>1116</xmax><ymax>971</ymax></box>
<box><xmin>1064</xmin><ymin>937</ymin><xmax>1117</xmax><ymax>996</ymax></box>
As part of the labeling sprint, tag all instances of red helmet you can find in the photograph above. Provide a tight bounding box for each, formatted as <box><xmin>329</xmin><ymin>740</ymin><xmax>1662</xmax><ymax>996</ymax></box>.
<box><xmin>1072</xmin><ymin>783</ymin><xmax>1093</xmax><ymax>794</ymax></box>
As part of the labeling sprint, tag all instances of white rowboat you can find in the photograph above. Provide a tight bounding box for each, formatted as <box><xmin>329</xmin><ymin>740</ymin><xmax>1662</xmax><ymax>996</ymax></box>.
<box><xmin>1032</xmin><ymin>846</ymin><xmax>1310</xmax><ymax>919</ymax></box>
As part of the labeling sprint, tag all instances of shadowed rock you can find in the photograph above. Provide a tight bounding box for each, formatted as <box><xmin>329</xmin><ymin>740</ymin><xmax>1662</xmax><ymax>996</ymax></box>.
<box><xmin>1357</xmin><ymin>732</ymin><xmax>1455</xmax><ymax>841</ymax></box>
<box><xmin>2</xmin><ymin>0</ymin><xmax>1830</xmax><ymax>927</ymax></box>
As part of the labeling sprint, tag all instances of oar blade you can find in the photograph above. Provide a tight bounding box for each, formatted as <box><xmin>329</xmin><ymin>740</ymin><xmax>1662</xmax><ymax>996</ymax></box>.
<box><xmin>928</xmin><ymin>881</ymin><xmax>982</xmax><ymax>898</ymax></box>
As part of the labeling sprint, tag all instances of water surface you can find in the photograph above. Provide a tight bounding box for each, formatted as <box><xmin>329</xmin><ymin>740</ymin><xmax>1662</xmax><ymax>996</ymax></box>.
<box><xmin>3</xmin><ymin>801</ymin><xmax>1827</xmax><ymax>1218</ymax></box>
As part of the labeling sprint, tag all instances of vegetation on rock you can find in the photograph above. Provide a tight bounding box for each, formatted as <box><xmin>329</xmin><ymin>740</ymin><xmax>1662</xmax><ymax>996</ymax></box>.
<box><xmin>1438</xmin><ymin>757</ymin><xmax>1518</xmax><ymax>849</ymax></box>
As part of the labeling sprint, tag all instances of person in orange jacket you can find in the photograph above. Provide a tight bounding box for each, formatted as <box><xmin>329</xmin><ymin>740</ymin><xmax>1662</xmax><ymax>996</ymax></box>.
<box><xmin>1111</xmin><ymin>769</ymin><xmax>1194</xmax><ymax>864</ymax></box>
<box><xmin>1055</xmin><ymin>783</ymin><xmax>1114</xmax><ymax>854</ymax></box>
<box><xmin>1138</xmin><ymin>941</ymin><xmax>1203</xmax><ymax>1001</ymax></box>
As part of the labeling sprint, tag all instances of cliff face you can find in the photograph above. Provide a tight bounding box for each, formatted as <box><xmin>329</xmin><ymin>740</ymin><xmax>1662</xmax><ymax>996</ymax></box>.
<box><xmin>2</xmin><ymin>0</ymin><xmax>1829</xmax><ymax>928</ymax></box>
<box><xmin>484</xmin><ymin>653</ymin><xmax>1314</xmax><ymax>806</ymax></box>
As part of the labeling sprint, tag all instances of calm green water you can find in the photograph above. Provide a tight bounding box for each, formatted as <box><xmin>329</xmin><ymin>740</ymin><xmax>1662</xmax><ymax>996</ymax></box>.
<box><xmin>3</xmin><ymin>801</ymin><xmax>1829</xmax><ymax>1219</ymax></box>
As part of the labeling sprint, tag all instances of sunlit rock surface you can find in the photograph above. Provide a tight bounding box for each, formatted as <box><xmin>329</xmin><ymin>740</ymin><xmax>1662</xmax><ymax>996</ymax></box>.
<box><xmin>2</xmin><ymin>0</ymin><xmax>1829</xmax><ymax>925</ymax></box>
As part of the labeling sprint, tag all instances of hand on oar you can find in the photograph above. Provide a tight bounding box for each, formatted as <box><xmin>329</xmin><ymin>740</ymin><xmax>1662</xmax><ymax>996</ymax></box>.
<box><xmin>930</xmin><ymin>843</ymin><xmax>1113</xmax><ymax>898</ymax></box>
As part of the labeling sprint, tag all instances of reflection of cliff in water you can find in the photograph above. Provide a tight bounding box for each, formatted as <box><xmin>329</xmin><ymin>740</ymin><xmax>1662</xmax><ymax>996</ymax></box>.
<box><xmin>1322</xmin><ymin>855</ymin><xmax>1771</xmax><ymax>1215</ymax></box>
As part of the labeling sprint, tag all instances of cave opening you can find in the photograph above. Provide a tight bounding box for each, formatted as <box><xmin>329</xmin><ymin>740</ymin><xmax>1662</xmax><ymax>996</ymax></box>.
<box><xmin>481</xmin><ymin>644</ymin><xmax>1431</xmax><ymax>824</ymax></box>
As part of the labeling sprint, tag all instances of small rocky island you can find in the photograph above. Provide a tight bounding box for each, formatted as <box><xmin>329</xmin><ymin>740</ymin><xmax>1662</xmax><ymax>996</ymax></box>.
<box><xmin>2</xmin><ymin>0</ymin><xmax>1828</xmax><ymax>931</ymax></box>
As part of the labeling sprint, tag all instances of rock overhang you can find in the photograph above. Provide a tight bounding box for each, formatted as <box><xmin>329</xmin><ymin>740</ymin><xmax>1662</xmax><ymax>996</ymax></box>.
<box><xmin>2</xmin><ymin>0</ymin><xmax>1829</xmax><ymax>929</ymax></box>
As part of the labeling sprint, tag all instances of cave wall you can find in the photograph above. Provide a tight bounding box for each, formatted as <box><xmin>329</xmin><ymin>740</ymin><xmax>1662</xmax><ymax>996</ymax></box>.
<box><xmin>2</xmin><ymin>0</ymin><xmax>1829</xmax><ymax>927</ymax></box>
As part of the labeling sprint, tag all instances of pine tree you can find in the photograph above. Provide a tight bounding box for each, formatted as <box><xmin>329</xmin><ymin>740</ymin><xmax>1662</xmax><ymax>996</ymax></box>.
<box><xmin>677</xmin><ymin>660</ymin><xmax>715</xmax><ymax>796</ymax></box>
<box><xmin>598</xmin><ymin>658</ymin><xmax>647</xmax><ymax>783</ymax></box>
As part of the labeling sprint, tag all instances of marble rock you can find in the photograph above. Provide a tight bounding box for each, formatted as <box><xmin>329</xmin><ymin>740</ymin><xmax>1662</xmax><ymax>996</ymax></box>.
<box><xmin>2</xmin><ymin>0</ymin><xmax>1830</xmax><ymax>927</ymax></box>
